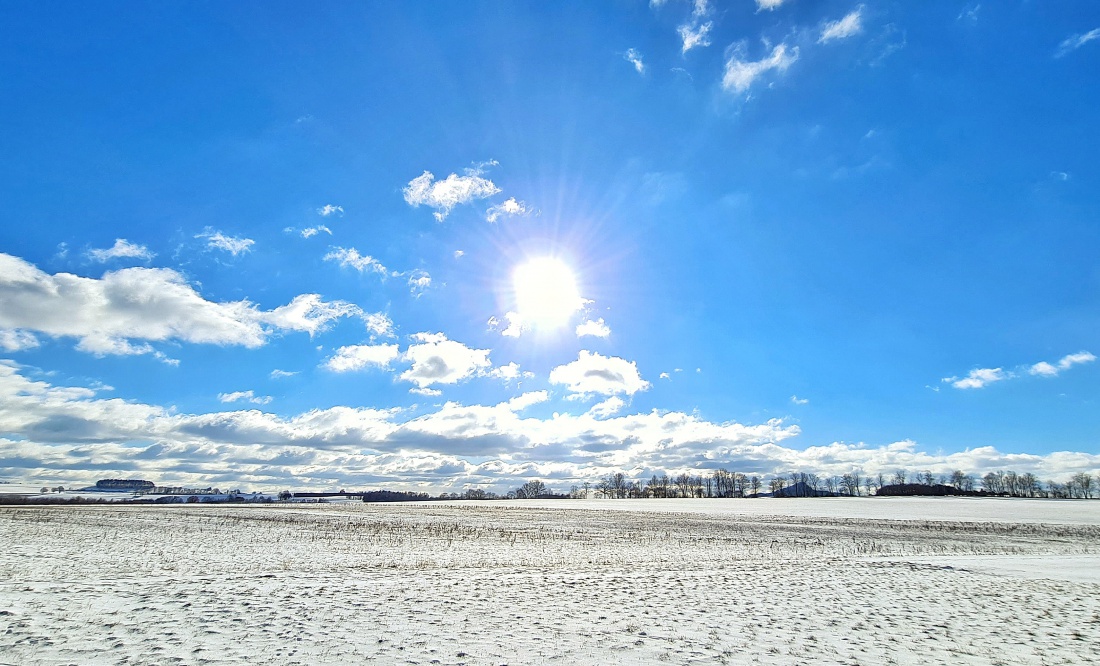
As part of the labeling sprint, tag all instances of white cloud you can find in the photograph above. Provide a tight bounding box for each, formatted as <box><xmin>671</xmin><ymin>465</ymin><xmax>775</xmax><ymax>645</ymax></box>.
<box><xmin>820</xmin><ymin>6</ymin><xmax>865</xmax><ymax>43</ymax></box>
<box><xmin>403</xmin><ymin>163</ymin><xmax>501</xmax><ymax>221</ymax></box>
<box><xmin>406</xmin><ymin>270</ymin><xmax>432</xmax><ymax>297</ymax></box>
<box><xmin>324</xmin><ymin>246</ymin><xmax>388</xmax><ymax>275</ymax></box>
<box><xmin>678</xmin><ymin>22</ymin><xmax>713</xmax><ymax>54</ymax></box>
<box><xmin>488</xmin><ymin>312</ymin><xmax>525</xmax><ymax>338</ymax></box>
<box><xmin>4</xmin><ymin>362</ymin><xmax>1100</xmax><ymax>490</ymax></box>
<box><xmin>324</xmin><ymin>344</ymin><xmax>401</xmax><ymax>373</ymax></box>
<box><xmin>505</xmin><ymin>391</ymin><xmax>549</xmax><ymax>412</ymax></box>
<box><xmin>1030</xmin><ymin>352</ymin><xmax>1096</xmax><ymax>377</ymax></box>
<box><xmin>317</xmin><ymin>204</ymin><xmax>344</xmax><ymax>217</ymax></box>
<box><xmin>196</xmin><ymin>229</ymin><xmax>255</xmax><ymax>257</ymax></box>
<box><xmin>576</xmin><ymin>318</ymin><xmax>611</xmax><ymax>338</ymax></box>
<box><xmin>270</xmin><ymin>369</ymin><xmax>297</xmax><ymax>379</ymax></box>
<box><xmin>454</xmin><ymin>250</ymin><xmax>465</xmax><ymax>259</ymax></box>
<box><xmin>946</xmin><ymin>351</ymin><xmax>1095</xmax><ymax>389</ymax></box>
<box><xmin>755</xmin><ymin>0</ymin><xmax>786</xmax><ymax>10</ymax></box>
<box><xmin>549</xmin><ymin>350</ymin><xmax>650</xmax><ymax>398</ymax></box>
<box><xmin>1056</xmin><ymin>28</ymin><xmax>1100</xmax><ymax>58</ymax></box>
<box><xmin>364</xmin><ymin>312</ymin><xmax>395</xmax><ymax>339</ymax></box>
<box><xmin>0</xmin><ymin>329</ymin><xmax>39</xmax><ymax>352</ymax></box>
<box><xmin>790</xmin><ymin>395</ymin><xmax>809</xmax><ymax>405</ymax></box>
<box><xmin>659</xmin><ymin>372</ymin><xmax>670</xmax><ymax>380</ymax></box>
<box><xmin>489</xmin><ymin>362</ymin><xmax>534</xmax><ymax>382</ymax></box>
<box><xmin>485</xmin><ymin>197</ymin><xmax>533</xmax><ymax>223</ymax></box>
<box><xmin>0</xmin><ymin>253</ymin><xmax>359</xmax><ymax>358</ymax></box>
<box><xmin>410</xmin><ymin>387</ymin><xmax>443</xmax><ymax>397</ymax></box>
<box><xmin>87</xmin><ymin>239</ymin><xmax>154</xmax><ymax>263</ymax></box>
<box><xmin>587</xmin><ymin>396</ymin><xmax>625</xmax><ymax>419</ymax></box>
<box><xmin>218</xmin><ymin>390</ymin><xmax>272</xmax><ymax>405</ymax></box>
<box><xmin>301</xmin><ymin>225</ymin><xmax>332</xmax><ymax>238</ymax></box>
<box><xmin>944</xmin><ymin>367</ymin><xmax>1011</xmax><ymax>390</ymax></box>
<box><xmin>624</xmin><ymin>48</ymin><xmax>645</xmax><ymax>74</ymax></box>
<box><xmin>722</xmin><ymin>43</ymin><xmax>799</xmax><ymax>94</ymax></box>
<box><xmin>262</xmin><ymin>294</ymin><xmax>360</xmax><ymax>337</ymax></box>
<box><xmin>400</xmin><ymin>333</ymin><xmax>492</xmax><ymax>389</ymax></box>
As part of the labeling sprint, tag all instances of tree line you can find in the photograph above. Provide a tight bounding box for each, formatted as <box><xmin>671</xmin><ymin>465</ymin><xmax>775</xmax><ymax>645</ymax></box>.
<box><xmin>495</xmin><ymin>468</ymin><xmax>1099</xmax><ymax>500</ymax></box>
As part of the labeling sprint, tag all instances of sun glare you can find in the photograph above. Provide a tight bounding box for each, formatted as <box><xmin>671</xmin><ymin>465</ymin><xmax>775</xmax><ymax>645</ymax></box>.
<box><xmin>512</xmin><ymin>257</ymin><xmax>583</xmax><ymax>329</ymax></box>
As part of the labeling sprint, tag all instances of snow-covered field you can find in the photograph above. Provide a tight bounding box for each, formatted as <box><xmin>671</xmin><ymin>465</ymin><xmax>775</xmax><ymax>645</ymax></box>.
<box><xmin>2</xmin><ymin>498</ymin><xmax>1099</xmax><ymax>665</ymax></box>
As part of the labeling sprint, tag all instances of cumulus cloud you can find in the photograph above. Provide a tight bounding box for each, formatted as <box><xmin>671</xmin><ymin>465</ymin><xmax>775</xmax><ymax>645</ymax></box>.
<box><xmin>403</xmin><ymin>163</ymin><xmax>501</xmax><ymax>221</ymax></box>
<box><xmin>0</xmin><ymin>329</ymin><xmax>39</xmax><ymax>352</ymax></box>
<box><xmin>1029</xmin><ymin>352</ymin><xmax>1096</xmax><ymax>377</ymax></box>
<box><xmin>946</xmin><ymin>351</ymin><xmax>1095</xmax><ymax>389</ymax></box>
<box><xmin>87</xmin><ymin>239</ymin><xmax>154</xmax><ymax>263</ymax></box>
<box><xmin>944</xmin><ymin>367</ymin><xmax>1010</xmax><ymax>390</ymax></box>
<box><xmin>0</xmin><ymin>253</ymin><xmax>359</xmax><ymax>358</ymax></box>
<box><xmin>218</xmin><ymin>390</ymin><xmax>272</xmax><ymax>405</ymax></box>
<box><xmin>819</xmin><ymin>6</ymin><xmax>865</xmax><ymax>43</ymax></box>
<box><xmin>505</xmin><ymin>391</ymin><xmax>549</xmax><ymax>412</ymax></box>
<box><xmin>301</xmin><ymin>225</ymin><xmax>332</xmax><ymax>238</ymax></box>
<box><xmin>587</xmin><ymin>396</ymin><xmax>625</xmax><ymax>419</ymax></box>
<box><xmin>400</xmin><ymin>333</ymin><xmax>492</xmax><ymax>389</ymax></box>
<box><xmin>576</xmin><ymin>318</ymin><xmax>611</xmax><ymax>338</ymax></box>
<box><xmin>624</xmin><ymin>48</ymin><xmax>646</xmax><ymax>74</ymax></box>
<box><xmin>790</xmin><ymin>395</ymin><xmax>809</xmax><ymax>405</ymax></box>
<box><xmin>324</xmin><ymin>344</ymin><xmax>401</xmax><ymax>373</ymax></box>
<box><xmin>324</xmin><ymin>247</ymin><xmax>387</xmax><ymax>275</ymax></box>
<box><xmin>2</xmin><ymin>362</ymin><xmax>1098</xmax><ymax>490</ymax></box>
<box><xmin>489</xmin><ymin>361</ymin><xmax>534</xmax><ymax>382</ymax></box>
<box><xmin>196</xmin><ymin>229</ymin><xmax>255</xmax><ymax>256</ymax></box>
<box><xmin>549</xmin><ymin>350</ymin><xmax>650</xmax><ymax>398</ymax></box>
<box><xmin>485</xmin><ymin>197</ymin><xmax>533</xmax><ymax>223</ymax></box>
<box><xmin>755</xmin><ymin>0</ymin><xmax>786</xmax><ymax>10</ymax></box>
<box><xmin>410</xmin><ymin>387</ymin><xmax>443</xmax><ymax>397</ymax></box>
<box><xmin>1055</xmin><ymin>28</ymin><xmax>1100</xmax><ymax>58</ymax></box>
<box><xmin>722</xmin><ymin>43</ymin><xmax>799</xmax><ymax>94</ymax></box>
<box><xmin>262</xmin><ymin>294</ymin><xmax>361</xmax><ymax>337</ymax></box>
<box><xmin>317</xmin><ymin>204</ymin><xmax>344</xmax><ymax>217</ymax></box>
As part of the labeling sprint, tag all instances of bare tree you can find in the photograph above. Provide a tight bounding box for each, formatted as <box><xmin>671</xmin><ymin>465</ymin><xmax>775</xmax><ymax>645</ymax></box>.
<box><xmin>515</xmin><ymin>479</ymin><xmax>548</xmax><ymax>499</ymax></box>
<box><xmin>749</xmin><ymin>475</ymin><xmax>761</xmax><ymax>497</ymax></box>
<box><xmin>893</xmin><ymin>470</ymin><xmax>907</xmax><ymax>486</ymax></box>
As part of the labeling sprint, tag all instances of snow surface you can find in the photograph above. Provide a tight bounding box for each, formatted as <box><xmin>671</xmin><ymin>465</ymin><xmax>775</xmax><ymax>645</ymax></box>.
<box><xmin>2</xmin><ymin>498</ymin><xmax>1099</xmax><ymax>665</ymax></box>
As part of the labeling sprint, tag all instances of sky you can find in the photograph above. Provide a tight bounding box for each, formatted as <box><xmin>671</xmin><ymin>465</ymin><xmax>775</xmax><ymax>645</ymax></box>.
<box><xmin>0</xmin><ymin>1</ymin><xmax>1098</xmax><ymax>492</ymax></box>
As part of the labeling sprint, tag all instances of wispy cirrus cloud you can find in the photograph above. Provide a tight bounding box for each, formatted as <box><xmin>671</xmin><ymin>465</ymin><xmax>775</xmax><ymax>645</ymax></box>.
<box><xmin>87</xmin><ymin>239</ymin><xmax>154</xmax><ymax>263</ymax></box>
<box><xmin>722</xmin><ymin>43</ymin><xmax>799</xmax><ymax>94</ymax></box>
<box><xmin>317</xmin><ymin>204</ymin><xmax>344</xmax><ymax>217</ymax></box>
<box><xmin>755</xmin><ymin>0</ymin><xmax>786</xmax><ymax>10</ymax></box>
<box><xmin>196</xmin><ymin>229</ymin><xmax>255</xmax><ymax>256</ymax></box>
<box><xmin>301</xmin><ymin>225</ymin><xmax>332</xmax><ymax>238</ymax></box>
<box><xmin>624</xmin><ymin>48</ymin><xmax>646</xmax><ymax>74</ymax></box>
<box><xmin>403</xmin><ymin>162</ymin><xmax>501</xmax><ymax>221</ymax></box>
<box><xmin>819</xmin><ymin>6</ymin><xmax>865</xmax><ymax>43</ymax></box>
<box><xmin>324</xmin><ymin>246</ymin><xmax>387</xmax><ymax>275</ymax></box>
<box><xmin>1055</xmin><ymin>28</ymin><xmax>1100</xmax><ymax>58</ymax></box>
<box><xmin>677</xmin><ymin>0</ymin><xmax>712</xmax><ymax>54</ymax></box>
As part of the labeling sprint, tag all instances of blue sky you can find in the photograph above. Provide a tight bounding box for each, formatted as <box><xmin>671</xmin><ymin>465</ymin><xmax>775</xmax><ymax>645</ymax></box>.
<box><xmin>1</xmin><ymin>1</ymin><xmax>1098</xmax><ymax>491</ymax></box>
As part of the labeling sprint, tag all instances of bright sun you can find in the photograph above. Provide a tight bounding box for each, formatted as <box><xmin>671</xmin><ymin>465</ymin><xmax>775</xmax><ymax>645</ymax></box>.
<box><xmin>512</xmin><ymin>257</ymin><xmax>583</xmax><ymax>329</ymax></box>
